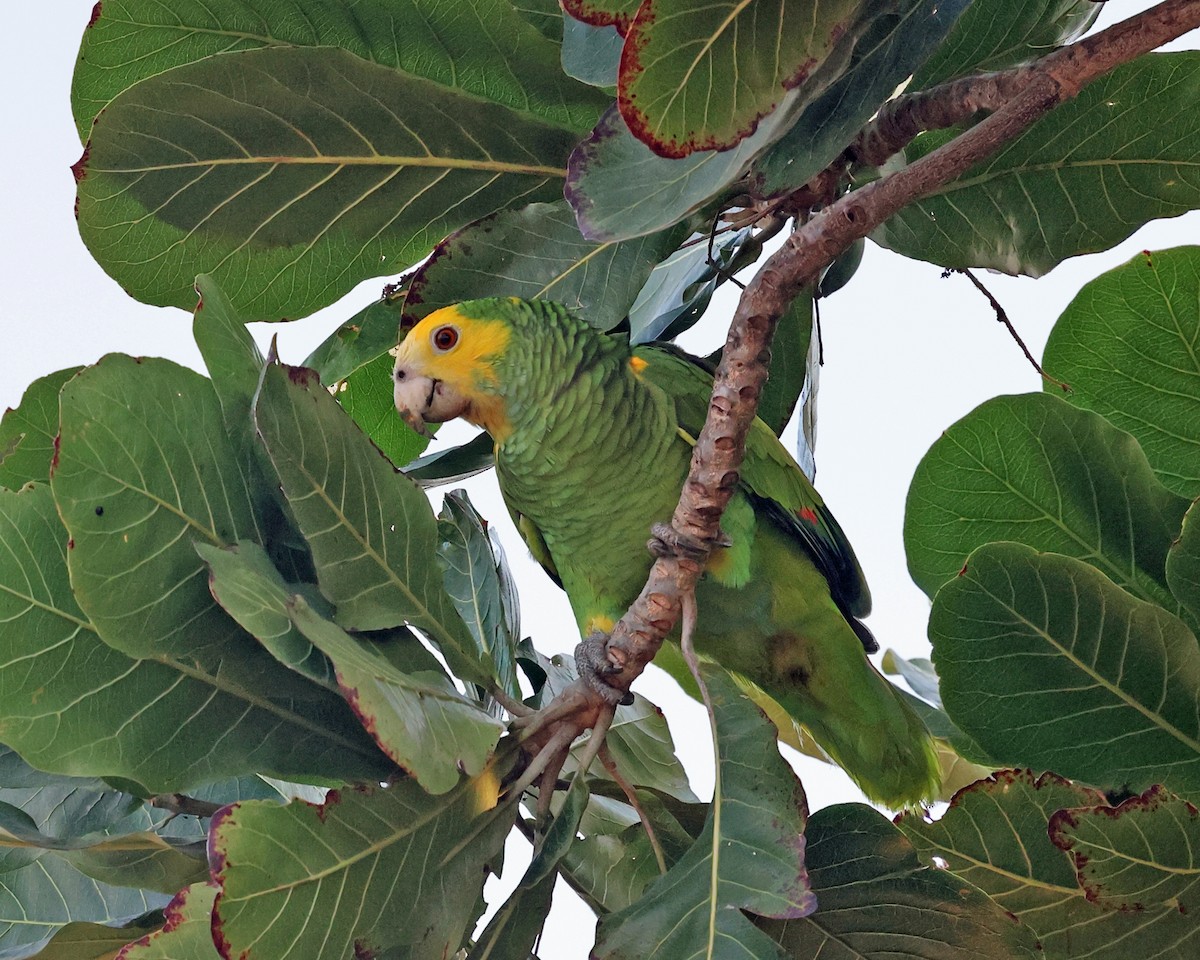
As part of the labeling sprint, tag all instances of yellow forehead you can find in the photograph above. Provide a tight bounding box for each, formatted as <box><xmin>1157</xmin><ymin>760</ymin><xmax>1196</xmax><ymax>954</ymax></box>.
<box><xmin>400</xmin><ymin>305</ymin><xmax>511</xmax><ymax>384</ymax></box>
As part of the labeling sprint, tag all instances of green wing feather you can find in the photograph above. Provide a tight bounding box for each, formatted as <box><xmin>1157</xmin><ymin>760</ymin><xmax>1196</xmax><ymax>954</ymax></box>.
<box><xmin>634</xmin><ymin>343</ymin><xmax>872</xmax><ymax>623</ymax></box>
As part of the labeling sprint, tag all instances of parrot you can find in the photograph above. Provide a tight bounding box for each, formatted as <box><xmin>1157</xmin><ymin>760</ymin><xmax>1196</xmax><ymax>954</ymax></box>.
<box><xmin>392</xmin><ymin>297</ymin><xmax>939</xmax><ymax>807</ymax></box>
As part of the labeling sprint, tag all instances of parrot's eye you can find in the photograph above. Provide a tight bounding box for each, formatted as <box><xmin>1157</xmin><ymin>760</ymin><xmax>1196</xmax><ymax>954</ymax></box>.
<box><xmin>432</xmin><ymin>326</ymin><xmax>459</xmax><ymax>352</ymax></box>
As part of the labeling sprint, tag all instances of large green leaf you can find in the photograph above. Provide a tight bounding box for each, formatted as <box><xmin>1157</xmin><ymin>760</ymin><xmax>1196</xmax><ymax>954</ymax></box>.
<box><xmin>0</xmin><ymin>484</ymin><xmax>386</xmax><ymax>792</ymax></box>
<box><xmin>930</xmin><ymin>542</ymin><xmax>1200</xmax><ymax>799</ymax></box>
<box><xmin>616</xmin><ymin>0</ymin><xmax>865</xmax><ymax>158</ymax></box>
<box><xmin>562</xmin><ymin>15</ymin><xmax>623</xmax><ymax>87</ymax></box>
<box><xmin>592</xmin><ymin>665</ymin><xmax>814</xmax><ymax>960</ymax></box>
<box><xmin>747</xmin><ymin>0</ymin><xmax>970</xmax><ymax>196</ymax></box>
<box><xmin>562</xmin><ymin>0</ymin><xmax>642</xmax><ymax>33</ymax></box>
<box><xmin>288</xmin><ymin>596</ymin><xmax>504</xmax><ymax>795</ymax></box>
<box><xmin>72</xmin><ymin>0</ymin><xmax>606</xmax><ymax>139</ymax></box>
<box><xmin>211</xmin><ymin>778</ymin><xmax>512</xmax><ymax>960</ymax></box>
<box><xmin>252</xmin><ymin>363</ymin><xmax>493</xmax><ymax>686</ymax></box>
<box><xmin>0</xmin><ymin>368</ymin><xmax>80</xmax><ymax>491</ymax></box>
<box><xmin>1043</xmin><ymin>246</ymin><xmax>1200</xmax><ymax>499</ymax></box>
<box><xmin>438</xmin><ymin>490</ymin><xmax>522</xmax><ymax>703</ymax></box>
<box><xmin>899</xmin><ymin>770</ymin><xmax>1200</xmax><ymax>960</ymax></box>
<box><xmin>403</xmin><ymin>201</ymin><xmax>684</xmax><ymax>332</ymax></box>
<box><xmin>53</xmin><ymin>355</ymin><xmax>262</xmax><ymax>661</ymax></box>
<box><xmin>0</xmin><ymin>855</ymin><xmax>168</xmax><ymax>960</ymax></box>
<box><xmin>119</xmin><ymin>883</ymin><xmax>220</xmax><ymax>960</ymax></box>
<box><xmin>75</xmin><ymin>46</ymin><xmax>578</xmax><ymax>321</ymax></box>
<box><xmin>912</xmin><ymin>0</ymin><xmax>1100</xmax><ymax>88</ymax></box>
<box><xmin>905</xmin><ymin>391</ymin><xmax>1191</xmax><ymax>623</ymax></box>
<box><xmin>874</xmin><ymin>53</ymin><xmax>1200</xmax><ymax>277</ymax></box>
<box><xmin>762</xmin><ymin>803</ymin><xmax>1041</xmax><ymax>959</ymax></box>
<box><xmin>1050</xmin><ymin>785</ymin><xmax>1200</xmax><ymax>914</ymax></box>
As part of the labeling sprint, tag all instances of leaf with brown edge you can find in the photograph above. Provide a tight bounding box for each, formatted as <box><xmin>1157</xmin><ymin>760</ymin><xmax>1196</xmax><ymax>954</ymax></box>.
<box><xmin>617</xmin><ymin>0</ymin><xmax>868</xmax><ymax>158</ymax></box>
<box><xmin>117</xmin><ymin>883</ymin><xmax>220</xmax><ymax>960</ymax></box>
<box><xmin>562</xmin><ymin>0</ymin><xmax>643</xmax><ymax>34</ymax></box>
<box><xmin>898</xmin><ymin>769</ymin><xmax>1200</xmax><ymax>960</ymax></box>
<box><xmin>1049</xmin><ymin>785</ymin><xmax>1200</xmax><ymax>914</ymax></box>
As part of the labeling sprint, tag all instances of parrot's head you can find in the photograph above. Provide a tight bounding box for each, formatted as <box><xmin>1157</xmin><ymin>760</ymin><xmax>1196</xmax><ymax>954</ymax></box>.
<box><xmin>392</xmin><ymin>300</ymin><xmax>517</xmax><ymax>440</ymax></box>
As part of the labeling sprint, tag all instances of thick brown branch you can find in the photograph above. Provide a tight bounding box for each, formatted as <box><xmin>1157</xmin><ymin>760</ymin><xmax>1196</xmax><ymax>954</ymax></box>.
<box><xmin>590</xmin><ymin>0</ymin><xmax>1200</xmax><ymax>696</ymax></box>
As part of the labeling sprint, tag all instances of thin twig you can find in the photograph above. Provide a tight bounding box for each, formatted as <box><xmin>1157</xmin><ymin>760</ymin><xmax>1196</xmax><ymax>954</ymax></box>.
<box><xmin>954</xmin><ymin>268</ymin><xmax>1072</xmax><ymax>391</ymax></box>
<box><xmin>490</xmin><ymin>686</ymin><xmax>532</xmax><ymax>718</ymax></box>
<box><xmin>598</xmin><ymin>744</ymin><xmax>669</xmax><ymax>875</ymax></box>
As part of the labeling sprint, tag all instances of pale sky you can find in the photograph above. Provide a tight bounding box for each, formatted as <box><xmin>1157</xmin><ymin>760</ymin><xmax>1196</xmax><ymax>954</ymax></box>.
<box><xmin>1</xmin><ymin>4</ymin><xmax>1196</xmax><ymax>957</ymax></box>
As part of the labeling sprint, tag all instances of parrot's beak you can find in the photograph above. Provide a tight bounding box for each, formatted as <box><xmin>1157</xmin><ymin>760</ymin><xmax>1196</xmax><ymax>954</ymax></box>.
<box><xmin>393</xmin><ymin>361</ymin><xmax>469</xmax><ymax>438</ymax></box>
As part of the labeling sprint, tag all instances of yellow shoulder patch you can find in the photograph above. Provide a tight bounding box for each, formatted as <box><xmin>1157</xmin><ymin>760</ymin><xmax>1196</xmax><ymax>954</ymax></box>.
<box><xmin>629</xmin><ymin>355</ymin><xmax>649</xmax><ymax>378</ymax></box>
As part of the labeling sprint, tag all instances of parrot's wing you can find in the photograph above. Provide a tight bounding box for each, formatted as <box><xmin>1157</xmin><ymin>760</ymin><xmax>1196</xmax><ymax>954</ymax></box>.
<box><xmin>635</xmin><ymin>343</ymin><xmax>872</xmax><ymax>622</ymax></box>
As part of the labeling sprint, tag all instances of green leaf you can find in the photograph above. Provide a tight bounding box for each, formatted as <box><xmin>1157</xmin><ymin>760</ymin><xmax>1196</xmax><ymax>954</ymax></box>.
<box><xmin>304</xmin><ymin>292</ymin><xmax>406</xmax><ymax>387</ymax></box>
<box><xmin>118</xmin><ymin>883</ymin><xmax>220</xmax><ymax>960</ymax></box>
<box><xmin>288</xmin><ymin>596</ymin><xmax>504</xmax><ymax>795</ymax></box>
<box><xmin>72</xmin><ymin>0</ymin><xmax>606</xmax><ymax>140</ymax></box>
<box><xmin>593</xmin><ymin>664</ymin><xmax>814</xmax><ymax>960</ymax></box>
<box><xmin>1050</xmin><ymin>785</ymin><xmax>1200</xmax><ymax>914</ymax></box>
<box><xmin>0</xmin><ymin>368</ymin><xmax>80</xmax><ymax>490</ymax></box>
<box><xmin>566</xmin><ymin>104</ymin><xmax>778</xmax><ymax>243</ymax></box>
<box><xmin>53</xmin><ymin>355</ymin><xmax>261</xmax><ymax>661</ymax></box>
<box><xmin>898</xmin><ymin>769</ymin><xmax>1200</xmax><ymax>960</ymax></box>
<box><xmin>192</xmin><ymin>275</ymin><xmax>265</xmax><ymax>433</ymax></box>
<box><xmin>747</xmin><ymin>0</ymin><xmax>970</xmax><ymax>197</ymax></box>
<box><xmin>763</xmin><ymin>803</ymin><xmax>1041</xmax><ymax>959</ymax></box>
<box><xmin>75</xmin><ymin>46</ymin><xmax>579</xmax><ymax>321</ymax></box>
<box><xmin>468</xmin><ymin>781</ymin><xmax>589</xmax><ymax>960</ymax></box>
<box><xmin>930</xmin><ymin>542</ymin><xmax>1200</xmax><ymax>799</ymax></box>
<box><xmin>874</xmin><ymin>53</ymin><xmax>1200</xmax><ymax>276</ymax></box>
<box><xmin>1168</xmin><ymin>498</ymin><xmax>1200</xmax><ymax>622</ymax></box>
<box><xmin>904</xmin><ymin>392</ymin><xmax>1191</xmax><ymax>624</ymax></box>
<box><xmin>252</xmin><ymin>363</ymin><xmax>493</xmax><ymax>686</ymax></box>
<box><xmin>62</xmin><ymin>838</ymin><xmax>209</xmax><ymax>898</ymax></box>
<box><xmin>0</xmin><ymin>483</ymin><xmax>386</xmax><ymax>792</ymax></box>
<box><xmin>404</xmin><ymin>201</ymin><xmax>684</xmax><ymax>332</ymax></box>
<box><xmin>337</xmin><ymin>352</ymin><xmax>431</xmax><ymax>468</ymax></box>
<box><xmin>913</xmin><ymin>0</ymin><xmax>1100</xmax><ymax>88</ymax></box>
<box><xmin>1043</xmin><ymin>246</ymin><xmax>1200</xmax><ymax>498</ymax></box>
<box><xmin>438</xmin><ymin>490</ymin><xmax>522</xmax><ymax>702</ymax></box>
<box><xmin>626</xmin><ymin>227</ymin><xmax>754</xmax><ymax>344</ymax></box>
<box><xmin>560</xmin><ymin>791</ymin><xmax>700</xmax><ymax>914</ymax></box>
<box><xmin>616</xmin><ymin>0</ymin><xmax>866</xmax><ymax>157</ymax></box>
<box><xmin>404</xmin><ymin>433</ymin><xmax>497</xmax><ymax>488</ymax></box>
<box><xmin>21</xmin><ymin>915</ymin><xmax>164</xmax><ymax>960</ymax></box>
<box><xmin>198</xmin><ymin>541</ymin><xmax>337</xmax><ymax>690</ymax></box>
<box><xmin>757</xmin><ymin>290</ymin><xmax>813</xmax><ymax>438</ymax></box>
<box><xmin>0</xmin><ymin>855</ymin><xmax>168</xmax><ymax>960</ymax></box>
<box><xmin>211</xmin><ymin>778</ymin><xmax>512</xmax><ymax>960</ymax></box>
<box><xmin>562</xmin><ymin>16</ymin><xmax>622</xmax><ymax>87</ymax></box>
<box><xmin>881</xmin><ymin>650</ymin><xmax>942</xmax><ymax>707</ymax></box>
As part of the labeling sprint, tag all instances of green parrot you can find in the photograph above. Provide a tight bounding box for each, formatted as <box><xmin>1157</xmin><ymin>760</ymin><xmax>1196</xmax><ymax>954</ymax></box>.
<box><xmin>393</xmin><ymin>297</ymin><xmax>938</xmax><ymax>807</ymax></box>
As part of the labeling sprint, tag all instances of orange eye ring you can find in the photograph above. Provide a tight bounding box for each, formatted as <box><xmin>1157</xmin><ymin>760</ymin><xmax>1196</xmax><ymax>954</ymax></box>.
<box><xmin>432</xmin><ymin>326</ymin><xmax>459</xmax><ymax>351</ymax></box>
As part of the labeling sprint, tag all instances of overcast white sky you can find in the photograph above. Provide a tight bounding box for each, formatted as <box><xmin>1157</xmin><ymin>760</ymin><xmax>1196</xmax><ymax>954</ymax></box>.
<box><xmin>1</xmin><ymin>4</ymin><xmax>1196</xmax><ymax>957</ymax></box>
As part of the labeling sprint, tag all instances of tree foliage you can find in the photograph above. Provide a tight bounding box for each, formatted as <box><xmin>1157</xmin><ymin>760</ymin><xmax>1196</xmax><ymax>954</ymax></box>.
<box><xmin>0</xmin><ymin>1</ymin><xmax>1198</xmax><ymax>957</ymax></box>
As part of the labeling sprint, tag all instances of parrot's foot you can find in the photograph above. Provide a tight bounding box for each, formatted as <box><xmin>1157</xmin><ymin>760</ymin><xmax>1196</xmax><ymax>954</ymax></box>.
<box><xmin>575</xmin><ymin>631</ymin><xmax>635</xmax><ymax>706</ymax></box>
<box><xmin>647</xmin><ymin>522</ymin><xmax>731</xmax><ymax>563</ymax></box>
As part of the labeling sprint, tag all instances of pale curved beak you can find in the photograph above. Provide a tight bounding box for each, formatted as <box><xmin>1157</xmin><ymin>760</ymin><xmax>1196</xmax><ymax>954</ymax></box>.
<box><xmin>393</xmin><ymin>361</ymin><xmax>469</xmax><ymax>437</ymax></box>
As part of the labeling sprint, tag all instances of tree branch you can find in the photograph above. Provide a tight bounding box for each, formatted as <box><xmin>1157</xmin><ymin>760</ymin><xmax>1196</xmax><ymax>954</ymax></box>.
<box><xmin>586</xmin><ymin>0</ymin><xmax>1200</xmax><ymax>697</ymax></box>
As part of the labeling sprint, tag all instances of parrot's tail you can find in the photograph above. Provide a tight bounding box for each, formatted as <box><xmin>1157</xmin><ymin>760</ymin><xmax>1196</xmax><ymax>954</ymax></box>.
<box><xmin>796</xmin><ymin>674</ymin><xmax>941</xmax><ymax>808</ymax></box>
